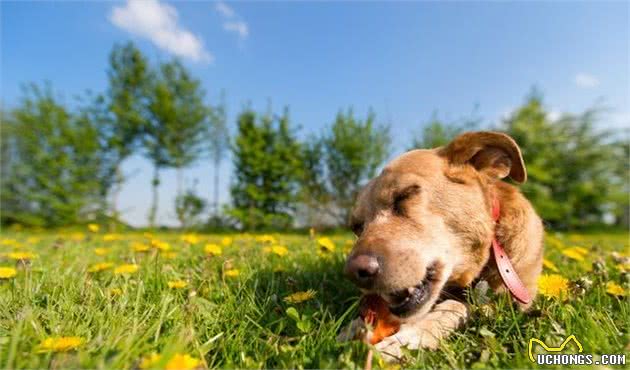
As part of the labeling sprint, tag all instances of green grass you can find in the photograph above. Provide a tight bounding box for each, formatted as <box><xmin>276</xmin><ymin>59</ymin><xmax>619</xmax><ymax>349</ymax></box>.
<box><xmin>0</xmin><ymin>231</ymin><xmax>628</xmax><ymax>369</ymax></box>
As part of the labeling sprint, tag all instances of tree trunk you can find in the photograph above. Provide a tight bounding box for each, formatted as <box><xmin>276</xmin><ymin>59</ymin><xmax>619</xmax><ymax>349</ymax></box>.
<box><xmin>148</xmin><ymin>165</ymin><xmax>160</xmax><ymax>228</ymax></box>
<box><xmin>213</xmin><ymin>158</ymin><xmax>220</xmax><ymax>216</ymax></box>
<box><xmin>176</xmin><ymin>167</ymin><xmax>183</xmax><ymax>198</ymax></box>
<box><xmin>176</xmin><ymin>166</ymin><xmax>186</xmax><ymax>228</ymax></box>
<box><xmin>111</xmin><ymin>166</ymin><xmax>123</xmax><ymax>231</ymax></box>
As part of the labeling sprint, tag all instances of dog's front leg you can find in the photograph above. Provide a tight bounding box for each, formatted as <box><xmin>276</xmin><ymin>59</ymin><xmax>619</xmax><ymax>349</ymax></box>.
<box><xmin>374</xmin><ymin>300</ymin><xmax>469</xmax><ymax>362</ymax></box>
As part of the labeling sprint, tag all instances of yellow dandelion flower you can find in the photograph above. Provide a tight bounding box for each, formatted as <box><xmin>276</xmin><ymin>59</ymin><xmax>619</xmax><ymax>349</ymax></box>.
<box><xmin>165</xmin><ymin>353</ymin><xmax>201</xmax><ymax>370</ymax></box>
<box><xmin>181</xmin><ymin>234</ymin><xmax>200</xmax><ymax>244</ymax></box>
<box><xmin>70</xmin><ymin>232</ymin><xmax>85</xmax><ymax>241</ymax></box>
<box><xmin>221</xmin><ymin>237</ymin><xmax>233</xmax><ymax>247</ymax></box>
<box><xmin>317</xmin><ymin>237</ymin><xmax>336</xmax><ymax>253</ymax></box>
<box><xmin>1</xmin><ymin>239</ymin><xmax>19</xmax><ymax>246</ymax></box>
<box><xmin>109</xmin><ymin>288</ymin><xmax>123</xmax><ymax>296</ymax></box>
<box><xmin>114</xmin><ymin>264</ymin><xmax>139</xmax><ymax>275</ymax></box>
<box><xmin>38</xmin><ymin>337</ymin><xmax>83</xmax><ymax>352</ymax></box>
<box><xmin>224</xmin><ymin>269</ymin><xmax>240</xmax><ymax>277</ymax></box>
<box><xmin>151</xmin><ymin>239</ymin><xmax>171</xmax><ymax>251</ymax></box>
<box><xmin>580</xmin><ymin>260</ymin><xmax>594</xmax><ymax>272</ymax></box>
<box><xmin>544</xmin><ymin>235</ymin><xmax>566</xmax><ymax>250</ymax></box>
<box><xmin>568</xmin><ymin>246</ymin><xmax>588</xmax><ymax>255</ymax></box>
<box><xmin>204</xmin><ymin>243</ymin><xmax>222</xmax><ymax>256</ymax></box>
<box><xmin>87</xmin><ymin>223</ymin><xmax>100</xmax><ymax>233</ymax></box>
<box><xmin>26</xmin><ymin>237</ymin><xmax>40</xmax><ymax>244</ymax></box>
<box><xmin>317</xmin><ymin>237</ymin><xmax>336</xmax><ymax>252</ymax></box>
<box><xmin>87</xmin><ymin>262</ymin><xmax>114</xmax><ymax>273</ymax></box>
<box><xmin>8</xmin><ymin>251</ymin><xmax>37</xmax><ymax>260</ymax></box>
<box><xmin>94</xmin><ymin>248</ymin><xmax>110</xmax><ymax>256</ymax></box>
<box><xmin>538</xmin><ymin>274</ymin><xmax>569</xmax><ymax>299</ymax></box>
<box><xmin>132</xmin><ymin>242</ymin><xmax>150</xmax><ymax>252</ymax></box>
<box><xmin>162</xmin><ymin>252</ymin><xmax>178</xmax><ymax>259</ymax></box>
<box><xmin>271</xmin><ymin>245</ymin><xmax>289</xmax><ymax>257</ymax></box>
<box><xmin>605</xmin><ymin>282</ymin><xmax>627</xmax><ymax>297</ymax></box>
<box><xmin>103</xmin><ymin>233</ymin><xmax>122</xmax><ymax>242</ymax></box>
<box><xmin>283</xmin><ymin>289</ymin><xmax>317</xmax><ymax>304</ymax></box>
<box><xmin>543</xmin><ymin>258</ymin><xmax>559</xmax><ymax>272</ymax></box>
<box><xmin>561</xmin><ymin>247</ymin><xmax>586</xmax><ymax>261</ymax></box>
<box><xmin>256</xmin><ymin>235</ymin><xmax>277</xmax><ymax>244</ymax></box>
<box><xmin>139</xmin><ymin>352</ymin><xmax>162</xmax><ymax>369</ymax></box>
<box><xmin>616</xmin><ymin>262</ymin><xmax>630</xmax><ymax>272</ymax></box>
<box><xmin>0</xmin><ymin>267</ymin><xmax>17</xmax><ymax>279</ymax></box>
<box><xmin>168</xmin><ymin>280</ymin><xmax>188</xmax><ymax>289</ymax></box>
<box><xmin>273</xmin><ymin>266</ymin><xmax>286</xmax><ymax>273</ymax></box>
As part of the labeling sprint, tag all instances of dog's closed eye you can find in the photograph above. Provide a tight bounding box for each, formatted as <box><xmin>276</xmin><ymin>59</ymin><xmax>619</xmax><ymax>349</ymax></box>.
<box><xmin>393</xmin><ymin>185</ymin><xmax>421</xmax><ymax>215</ymax></box>
<box><xmin>351</xmin><ymin>221</ymin><xmax>364</xmax><ymax>235</ymax></box>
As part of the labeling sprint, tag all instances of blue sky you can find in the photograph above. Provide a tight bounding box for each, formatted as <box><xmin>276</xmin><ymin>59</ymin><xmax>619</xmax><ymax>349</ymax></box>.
<box><xmin>2</xmin><ymin>1</ymin><xmax>628</xmax><ymax>226</ymax></box>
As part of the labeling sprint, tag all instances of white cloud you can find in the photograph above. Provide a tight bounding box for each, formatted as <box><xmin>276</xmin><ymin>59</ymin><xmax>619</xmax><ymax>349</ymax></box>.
<box><xmin>215</xmin><ymin>1</ymin><xmax>235</xmax><ymax>18</ymax></box>
<box><xmin>110</xmin><ymin>0</ymin><xmax>212</xmax><ymax>63</ymax></box>
<box><xmin>547</xmin><ymin>110</ymin><xmax>562</xmax><ymax>121</ymax></box>
<box><xmin>574</xmin><ymin>73</ymin><xmax>600</xmax><ymax>88</ymax></box>
<box><xmin>223</xmin><ymin>21</ymin><xmax>249</xmax><ymax>39</ymax></box>
<box><xmin>215</xmin><ymin>1</ymin><xmax>249</xmax><ymax>40</ymax></box>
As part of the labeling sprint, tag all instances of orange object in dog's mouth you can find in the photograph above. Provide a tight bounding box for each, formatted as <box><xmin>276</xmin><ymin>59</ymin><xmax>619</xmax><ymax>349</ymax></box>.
<box><xmin>360</xmin><ymin>294</ymin><xmax>401</xmax><ymax>345</ymax></box>
<box><xmin>381</xmin><ymin>262</ymin><xmax>438</xmax><ymax>317</ymax></box>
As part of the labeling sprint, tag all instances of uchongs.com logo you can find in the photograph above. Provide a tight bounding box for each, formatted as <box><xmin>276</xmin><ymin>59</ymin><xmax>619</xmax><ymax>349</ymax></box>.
<box><xmin>528</xmin><ymin>335</ymin><xmax>626</xmax><ymax>366</ymax></box>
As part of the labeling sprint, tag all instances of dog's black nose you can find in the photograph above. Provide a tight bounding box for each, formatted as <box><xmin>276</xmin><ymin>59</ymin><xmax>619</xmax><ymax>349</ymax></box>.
<box><xmin>345</xmin><ymin>254</ymin><xmax>380</xmax><ymax>287</ymax></box>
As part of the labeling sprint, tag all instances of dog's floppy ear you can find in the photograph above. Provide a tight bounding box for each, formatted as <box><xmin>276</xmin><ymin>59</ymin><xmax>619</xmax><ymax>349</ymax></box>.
<box><xmin>439</xmin><ymin>131</ymin><xmax>527</xmax><ymax>183</ymax></box>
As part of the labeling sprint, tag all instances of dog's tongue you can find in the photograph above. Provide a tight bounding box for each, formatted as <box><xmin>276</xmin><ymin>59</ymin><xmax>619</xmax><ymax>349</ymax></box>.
<box><xmin>359</xmin><ymin>294</ymin><xmax>401</xmax><ymax>345</ymax></box>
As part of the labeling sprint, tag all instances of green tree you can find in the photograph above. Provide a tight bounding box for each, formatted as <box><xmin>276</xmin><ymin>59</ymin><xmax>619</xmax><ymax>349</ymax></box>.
<box><xmin>144</xmin><ymin>82</ymin><xmax>171</xmax><ymax>228</ymax></box>
<box><xmin>105</xmin><ymin>42</ymin><xmax>150</xmax><ymax>222</ymax></box>
<box><xmin>502</xmin><ymin>92</ymin><xmax>624</xmax><ymax>229</ymax></box>
<box><xmin>301</xmin><ymin>109</ymin><xmax>391</xmax><ymax>225</ymax></box>
<box><xmin>1</xmin><ymin>84</ymin><xmax>103</xmax><ymax>227</ymax></box>
<box><xmin>410</xmin><ymin>111</ymin><xmax>481</xmax><ymax>149</ymax></box>
<box><xmin>609</xmin><ymin>133</ymin><xmax>629</xmax><ymax>227</ymax></box>
<box><xmin>229</xmin><ymin>107</ymin><xmax>303</xmax><ymax>230</ymax></box>
<box><xmin>207</xmin><ymin>91</ymin><xmax>230</xmax><ymax>220</ymax></box>
<box><xmin>175</xmin><ymin>180</ymin><xmax>207</xmax><ymax>229</ymax></box>
<box><xmin>74</xmin><ymin>92</ymin><xmax>119</xmax><ymax>221</ymax></box>
<box><xmin>298</xmin><ymin>134</ymin><xmax>328</xmax><ymax>226</ymax></box>
<box><xmin>145</xmin><ymin>60</ymin><xmax>209</xmax><ymax>227</ymax></box>
<box><xmin>0</xmin><ymin>109</ymin><xmax>21</xmax><ymax>224</ymax></box>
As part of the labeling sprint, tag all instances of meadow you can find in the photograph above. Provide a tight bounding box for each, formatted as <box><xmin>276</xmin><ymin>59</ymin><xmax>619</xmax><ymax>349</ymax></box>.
<box><xmin>0</xmin><ymin>228</ymin><xmax>628</xmax><ymax>369</ymax></box>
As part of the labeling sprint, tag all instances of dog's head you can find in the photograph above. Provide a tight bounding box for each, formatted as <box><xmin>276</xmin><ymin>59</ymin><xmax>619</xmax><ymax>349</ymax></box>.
<box><xmin>344</xmin><ymin>131</ymin><xmax>526</xmax><ymax>319</ymax></box>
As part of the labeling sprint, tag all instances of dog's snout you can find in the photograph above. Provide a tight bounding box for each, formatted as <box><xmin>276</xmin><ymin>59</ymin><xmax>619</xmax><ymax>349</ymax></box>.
<box><xmin>345</xmin><ymin>254</ymin><xmax>380</xmax><ymax>287</ymax></box>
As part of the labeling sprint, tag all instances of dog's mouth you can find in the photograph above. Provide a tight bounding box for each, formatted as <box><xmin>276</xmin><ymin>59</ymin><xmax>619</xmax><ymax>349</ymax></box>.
<box><xmin>380</xmin><ymin>263</ymin><xmax>439</xmax><ymax>317</ymax></box>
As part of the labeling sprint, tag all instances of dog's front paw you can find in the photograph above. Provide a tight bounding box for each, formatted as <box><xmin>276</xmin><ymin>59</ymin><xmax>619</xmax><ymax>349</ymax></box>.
<box><xmin>374</xmin><ymin>332</ymin><xmax>405</xmax><ymax>362</ymax></box>
<box><xmin>374</xmin><ymin>326</ymin><xmax>440</xmax><ymax>362</ymax></box>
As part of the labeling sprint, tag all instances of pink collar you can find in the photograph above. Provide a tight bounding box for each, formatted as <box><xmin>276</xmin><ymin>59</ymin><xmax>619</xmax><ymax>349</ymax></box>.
<box><xmin>491</xmin><ymin>196</ymin><xmax>532</xmax><ymax>305</ymax></box>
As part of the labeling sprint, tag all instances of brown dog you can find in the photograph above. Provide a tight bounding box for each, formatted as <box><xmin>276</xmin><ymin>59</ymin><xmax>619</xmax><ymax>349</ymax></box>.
<box><xmin>340</xmin><ymin>131</ymin><xmax>543</xmax><ymax>360</ymax></box>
